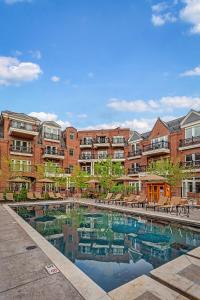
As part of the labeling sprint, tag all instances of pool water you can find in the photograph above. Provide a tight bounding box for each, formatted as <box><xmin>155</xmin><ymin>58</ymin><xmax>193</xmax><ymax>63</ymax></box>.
<box><xmin>15</xmin><ymin>204</ymin><xmax>200</xmax><ymax>292</ymax></box>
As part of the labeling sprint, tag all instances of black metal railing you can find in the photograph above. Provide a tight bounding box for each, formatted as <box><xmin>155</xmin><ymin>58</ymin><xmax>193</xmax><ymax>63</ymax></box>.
<box><xmin>80</xmin><ymin>139</ymin><xmax>93</xmax><ymax>146</ymax></box>
<box><xmin>43</xmin><ymin>148</ymin><xmax>64</xmax><ymax>156</ymax></box>
<box><xmin>113</xmin><ymin>153</ymin><xmax>125</xmax><ymax>159</ymax></box>
<box><xmin>44</xmin><ymin>132</ymin><xmax>60</xmax><ymax>140</ymax></box>
<box><xmin>180</xmin><ymin>160</ymin><xmax>200</xmax><ymax>168</ymax></box>
<box><xmin>10</xmin><ymin>145</ymin><xmax>33</xmax><ymax>154</ymax></box>
<box><xmin>143</xmin><ymin>141</ymin><xmax>170</xmax><ymax>152</ymax></box>
<box><xmin>128</xmin><ymin>165</ymin><xmax>146</xmax><ymax>174</ymax></box>
<box><xmin>111</xmin><ymin>138</ymin><xmax>126</xmax><ymax>144</ymax></box>
<box><xmin>128</xmin><ymin>149</ymin><xmax>142</xmax><ymax>157</ymax></box>
<box><xmin>93</xmin><ymin>137</ymin><xmax>110</xmax><ymax>144</ymax></box>
<box><xmin>179</xmin><ymin>136</ymin><xmax>200</xmax><ymax>147</ymax></box>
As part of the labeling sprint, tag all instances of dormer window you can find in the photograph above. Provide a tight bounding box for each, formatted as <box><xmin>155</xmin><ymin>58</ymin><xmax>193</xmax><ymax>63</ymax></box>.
<box><xmin>43</xmin><ymin>126</ymin><xmax>60</xmax><ymax>140</ymax></box>
<box><xmin>185</xmin><ymin>125</ymin><xmax>200</xmax><ymax>139</ymax></box>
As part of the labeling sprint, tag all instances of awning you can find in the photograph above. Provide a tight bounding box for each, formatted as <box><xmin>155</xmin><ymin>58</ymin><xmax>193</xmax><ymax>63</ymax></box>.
<box><xmin>37</xmin><ymin>178</ymin><xmax>55</xmax><ymax>183</ymax></box>
<box><xmin>114</xmin><ymin>175</ymin><xmax>136</xmax><ymax>182</ymax></box>
<box><xmin>140</xmin><ymin>174</ymin><xmax>166</xmax><ymax>182</ymax></box>
<box><xmin>8</xmin><ymin>177</ymin><xmax>31</xmax><ymax>183</ymax></box>
<box><xmin>86</xmin><ymin>179</ymin><xmax>100</xmax><ymax>184</ymax></box>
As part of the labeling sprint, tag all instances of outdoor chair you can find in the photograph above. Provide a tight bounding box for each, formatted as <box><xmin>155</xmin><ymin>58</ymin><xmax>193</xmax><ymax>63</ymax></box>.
<box><xmin>97</xmin><ymin>193</ymin><xmax>113</xmax><ymax>203</ymax></box>
<box><xmin>116</xmin><ymin>194</ymin><xmax>136</xmax><ymax>206</ymax></box>
<box><xmin>0</xmin><ymin>193</ymin><xmax>4</xmax><ymax>201</ymax></box>
<box><xmin>146</xmin><ymin>196</ymin><xmax>169</xmax><ymax>211</ymax></box>
<box><xmin>108</xmin><ymin>193</ymin><xmax>122</xmax><ymax>205</ymax></box>
<box><xmin>158</xmin><ymin>197</ymin><xmax>188</xmax><ymax>215</ymax></box>
<box><xmin>34</xmin><ymin>192</ymin><xmax>45</xmax><ymax>200</ymax></box>
<box><xmin>27</xmin><ymin>192</ymin><xmax>36</xmax><ymax>201</ymax></box>
<box><xmin>128</xmin><ymin>195</ymin><xmax>147</xmax><ymax>208</ymax></box>
<box><xmin>6</xmin><ymin>193</ymin><xmax>14</xmax><ymax>201</ymax></box>
<box><xmin>54</xmin><ymin>192</ymin><xmax>63</xmax><ymax>200</ymax></box>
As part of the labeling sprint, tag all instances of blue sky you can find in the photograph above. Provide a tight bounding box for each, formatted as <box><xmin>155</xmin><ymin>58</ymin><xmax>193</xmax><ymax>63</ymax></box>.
<box><xmin>0</xmin><ymin>0</ymin><xmax>200</xmax><ymax>132</ymax></box>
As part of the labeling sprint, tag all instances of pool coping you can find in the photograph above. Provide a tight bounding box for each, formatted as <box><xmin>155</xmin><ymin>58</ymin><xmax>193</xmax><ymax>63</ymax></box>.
<box><xmin>3</xmin><ymin>199</ymin><xmax>200</xmax><ymax>300</ymax></box>
<box><xmin>3</xmin><ymin>204</ymin><xmax>112</xmax><ymax>300</ymax></box>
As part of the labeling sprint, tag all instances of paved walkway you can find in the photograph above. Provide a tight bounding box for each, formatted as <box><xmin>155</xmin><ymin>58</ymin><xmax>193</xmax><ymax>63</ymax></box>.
<box><xmin>0</xmin><ymin>205</ymin><xmax>84</xmax><ymax>300</ymax></box>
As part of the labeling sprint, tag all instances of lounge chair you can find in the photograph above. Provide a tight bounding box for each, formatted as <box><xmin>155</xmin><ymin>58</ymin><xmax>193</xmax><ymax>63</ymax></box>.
<box><xmin>146</xmin><ymin>196</ymin><xmax>169</xmax><ymax>211</ymax></box>
<box><xmin>122</xmin><ymin>194</ymin><xmax>138</xmax><ymax>206</ymax></box>
<box><xmin>34</xmin><ymin>192</ymin><xmax>45</xmax><ymax>200</ymax></box>
<box><xmin>27</xmin><ymin>192</ymin><xmax>36</xmax><ymax>201</ymax></box>
<box><xmin>0</xmin><ymin>193</ymin><xmax>4</xmax><ymax>201</ymax></box>
<box><xmin>48</xmin><ymin>192</ymin><xmax>57</xmax><ymax>200</ymax></box>
<box><xmin>158</xmin><ymin>197</ymin><xmax>182</xmax><ymax>213</ymax></box>
<box><xmin>129</xmin><ymin>195</ymin><xmax>147</xmax><ymax>208</ymax></box>
<box><xmin>97</xmin><ymin>193</ymin><xmax>113</xmax><ymax>203</ymax></box>
<box><xmin>108</xmin><ymin>193</ymin><xmax>122</xmax><ymax>205</ymax></box>
<box><xmin>6</xmin><ymin>193</ymin><xmax>14</xmax><ymax>201</ymax></box>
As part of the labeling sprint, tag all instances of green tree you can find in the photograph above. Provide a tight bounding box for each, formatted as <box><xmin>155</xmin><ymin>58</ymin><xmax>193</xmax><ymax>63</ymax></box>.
<box><xmin>94</xmin><ymin>157</ymin><xmax>124</xmax><ymax>193</ymax></box>
<box><xmin>147</xmin><ymin>158</ymin><xmax>193</xmax><ymax>196</ymax></box>
<box><xmin>70</xmin><ymin>166</ymin><xmax>90</xmax><ymax>191</ymax></box>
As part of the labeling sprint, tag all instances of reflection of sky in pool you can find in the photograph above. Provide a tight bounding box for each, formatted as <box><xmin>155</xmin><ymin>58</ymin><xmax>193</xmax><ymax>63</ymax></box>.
<box><xmin>16</xmin><ymin>204</ymin><xmax>200</xmax><ymax>292</ymax></box>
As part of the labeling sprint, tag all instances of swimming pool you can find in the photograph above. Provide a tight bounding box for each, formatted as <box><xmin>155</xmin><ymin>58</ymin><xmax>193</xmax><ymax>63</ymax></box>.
<box><xmin>15</xmin><ymin>203</ymin><xmax>200</xmax><ymax>292</ymax></box>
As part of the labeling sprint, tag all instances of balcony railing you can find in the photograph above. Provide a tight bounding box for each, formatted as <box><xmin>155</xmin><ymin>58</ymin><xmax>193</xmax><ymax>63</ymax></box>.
<box><xmin>111</xmin><ymin>138</ymin><xmax>126</xmax><ymax>145</ymax></box>
<box><xmin>93</xmin><ymin>137</ymin><xmax>110</xmax><ymax>144</ymax></box>
<box><xmin>79</xmin><ymin>153</ymin><xmax>124</xmax><ymax>160</ymax></box>
<box><xmin>10</xmin><ymin>164</ymin><xmax>35</xmax><ymax>173</ymax></box>
<box><xmin>179</xmin><ymin>136</ymin><xmax>200</xmax><ymax>147</ymax></box>
<box><xmin>80</xmin><ymin>139</ymin><xmax>93</xmax><ymax>146</ymax></box>
<box><xmin>10</xmin><ymin>121</ymin><xmax>38</xmax><ymax>132</ymax></box>
<box><xmin>113</xmin><ymin>153</ymin><xmax>125</xmax><ymax>159</ymax></box>
<box><xmin>44</xmin><ymin>132</ymin><xmax>60</xmax><ymax>140</ymax></box>
<box><xmin>43</xmin><ymin>149</ymin><xmax>64</xmax><ymax>156</ymax></box>
<box><xmin>128</xmin><ymin>166</ymin><xmax>146</xmax><ymax>174</ymax></box>
<box><xmin>180</xmin><ymin>160</ymin><xmax>200</xmax><ymax>168</ymax></box>
<box><xmin>10</xmin><ymin>145</ymin><xmax>33</xmax><ymax>154</ymax></box>
<box><xmin>128</xmin><ymin>150</ymin><xmax>142</xmax><ymax>157</ymax></box>
<box><xmin>143</xmin><ymin>141</ymin><xmax>170</xmax><ymax>152</ymax></box>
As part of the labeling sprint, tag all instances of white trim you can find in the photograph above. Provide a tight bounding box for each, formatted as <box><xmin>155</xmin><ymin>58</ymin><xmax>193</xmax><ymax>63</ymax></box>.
<box><xmin>180</xmin><ymin>110</ymin><xmax>200</xmax><ymax>128</ymax></box>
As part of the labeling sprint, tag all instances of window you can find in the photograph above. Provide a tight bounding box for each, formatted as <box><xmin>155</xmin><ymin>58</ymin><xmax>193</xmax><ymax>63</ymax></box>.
<box><xmin>12</xmin><ymin>140</ymin><xmax>31</xmax><ymax>152</ymax></box>
<box><xmin>152</xmin><ymin>136</ymin><xmax>168</xmax><ymax>144</ymax></box>
<box><xmin>114</xmin><ymin>150</ymin><xmax>124</xmax><ymax>159</ymax></box>
<box><xmin>98</xmin><ymin>150</ymin><xmax>107</xmax><ymax>159</ymax></box>
<box><xmin>69</xmin><ymin>148</ymin><xmax>74</xmax><ymax>156</ymax></box>
<box><xmin>44</xmin><ymin>126</ymin><xmax>60</xmax><ymax>140</ymax></box>
<box><xmin>10</xmin><ymin>160</ymin><xmax>31</xmax><ymax>172</ymax></box>
<box><xmin>81</xmin><ymin>151</ymin><xmax>92</xmax><ymax>159</ymax></box>
<box><xmin>69</xmin><ymin>165</ymin><xmax>74</xmax><ymax>173</ymax></box>
<box><xmin>70</xmin><ymin>132</ymin><xmax>75</xmax><ymax>140</ymax></box>
<box><xmin>185</xmin><ymin>125</ymin><xmax>200</xmax><ymax>139</ymax></box>
<box><xmin>112</xmin><ymin>136</ymin><xmax>124</xmax><ymax>144</ymax></box>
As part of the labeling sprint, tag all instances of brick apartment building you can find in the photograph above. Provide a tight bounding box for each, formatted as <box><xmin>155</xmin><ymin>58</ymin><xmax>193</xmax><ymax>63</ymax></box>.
<box><xmin>0</xmin><ymin>109</ymin><xmax>200</xmax><ymax>198</ymax></box>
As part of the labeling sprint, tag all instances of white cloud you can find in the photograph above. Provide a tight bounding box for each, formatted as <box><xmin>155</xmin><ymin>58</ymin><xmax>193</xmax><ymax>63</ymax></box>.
<box><xmin>51</xmin><ymin>76</ymin><xmax>60</xmax><ymax>82</ymax></box>
<box><xmin>0</xmin><ymin>56</ymin><xmax>42</xmax><ymax>86</ymax></box>
<box><xmin>152</xmin><ymin>2</ymin><xmax>168</xmax><ymax>13</ymax></box>
<box><xmin>29</xmin><ymin>50</ymin><xmax>42</xmax><ymax>60</ymax></box>
<box><xmin>81</xmin><ymin>118</ymin><xmax>156</xmax><ymax>133</ymax></box>
<box><xmin>5</xmin><ymin>0</ymin><xmax>32</xmax><ymax>4</ymax></box>
<box><xmin>107</xmin><ymin>96</ymin><xmax>200</xmax><ymax>112</ymax></box>
<box><xmin>107</xmin><ymin>98</ymin><xmax>159</xmax><ymax>112</ymax></box>
<box><xmin>77</xmin><ymin>113</ymin><xmax>88</xmax><ymax>119</ymax></box>
<box><xmin>88</xmin><ymin>72</ymin><xmax>94</xmax><ymax>78</ymax></box>
<box><xmin>180</xmin><ymin>65</ymin><xmax>200</xmax><ymax>76</ymax></box>
<box><xmin>180</xmin><ymin>0</ymin><xmax>200</xmax><ymax>34</ymax></box>
<box><xmin>151</xmin><ymin>13</ymin><xmax>177</xmax><ymax>26</ymax></box>
<box><xmin>13</xmin><ymin>50</ymin><xmax>23</xmax><ymax>57</ymax></box>
<box><xmin>29</xmin><ymin>112</ymin><xmax>71</xmax><ymax>129</ymax></box>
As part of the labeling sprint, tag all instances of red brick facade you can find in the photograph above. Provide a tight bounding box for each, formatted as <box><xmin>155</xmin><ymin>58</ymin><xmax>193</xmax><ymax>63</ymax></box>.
<box><xmin>0</xmin><ymin>109</ymin><xmax>200</xmax><ymax>197</ymax></box>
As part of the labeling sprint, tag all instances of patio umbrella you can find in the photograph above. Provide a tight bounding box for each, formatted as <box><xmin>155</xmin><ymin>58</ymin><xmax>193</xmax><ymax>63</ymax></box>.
<box><xmin>86</xmin><ymin>179</ymin><xmax>100</xmax><ymax>184</ymax></box>
<box><xmin>37</xmin><ymin>178</ymin><xmax>55</xmax><ymax>183</ymax></box>
<box><xmin>8</xmin><ymin>177</ymin><xmax>31</xmax><ymax>183</ymax></box>
<box><xmin>114</xmin><ymin>175</ymin><xmax>136</xmax><ymax>181</ymax></box>
<box><xmin>139</xmin><ymin>174</ymin><xmax>166</xmax><ymax>182</ymax></box>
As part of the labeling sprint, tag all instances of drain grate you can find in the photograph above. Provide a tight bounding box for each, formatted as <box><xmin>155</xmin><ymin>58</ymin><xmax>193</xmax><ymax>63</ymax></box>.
<box><xmin>26</xmin><ymin>245</ymin><xmax>38</xmax><ymax>250</ymax></box>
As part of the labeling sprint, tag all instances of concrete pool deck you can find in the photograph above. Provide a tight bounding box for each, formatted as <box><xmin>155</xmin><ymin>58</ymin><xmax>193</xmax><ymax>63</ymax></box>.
<box><xmin>1</xmin><ymin>200</ymin><xmax>200</xmax><ymax>299</ymax></box>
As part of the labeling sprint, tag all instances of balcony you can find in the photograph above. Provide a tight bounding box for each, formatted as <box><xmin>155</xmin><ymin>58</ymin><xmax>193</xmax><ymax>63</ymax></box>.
<box><xmin>80</xmin><ymin>139</ymin><xmax>93</xmax><ymax>148</ymax></box>
<box><xmin>142</xmin><ymin>141</ymin><xmax>170</xmax><ymax>156</ymax></box>
<box><xmin>180</xmin><ymin>160</ymin><xmax>200</xmax><ymax>170</ymax></box>
<box><xmin>43</xmin><ymin>149</ymin><xmax>64</xmax><ymax>159</ymax></box>
<box><xmin>111</xmin><ymin>138</ymin><xmax>126</xmax><ymax>147</ymax></box>
<box><xmin>9</xmin><ymin>122</ymin><xmax>39</xmax><ymax>138</ymax></box>
<box><xmin>93</xmin><ymin>137</ymin><xmax>110</xmax><ymax>148</ymax></box>
<box><xmin>78</xmin><ymin>153</ymin><xmax>110</xmax><ymax>162</ymax></box>
<box><xmin>9</xmin><ymin>164</ymin><xmax>36</xmax><ymax>176</ymax></box>
<box><xmin>10</xmin><ymin>145</ymin><xmax>33</xmax><ymax>157</ymax></box>
<box><xmin>43</xmin><ymin>132</ymin><xmax>60</xmax><ymax>142</ymax></box>
<box><xmin>127</xmin><ymin>150</ymin><xmax>142</xmax><ymax>160</ymax></box>
<box><xmin>179</xmin><ymin>136</ymin><xmax>200</xmax><ymax>150</ymax></box>
<box><xmin>112</xmin><ymin>153</ymin><xmax>125</xmax><ymax>161</ymax></box>
<box><xmin>128</xmin><ymin>166</ymin><xmax>146</xmax><ymax>175</ymax></box>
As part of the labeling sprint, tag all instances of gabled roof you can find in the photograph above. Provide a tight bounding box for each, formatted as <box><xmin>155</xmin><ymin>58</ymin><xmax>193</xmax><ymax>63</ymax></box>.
<box><xmin>2</xmin><ymin>110</ymin><xmax>40</xmax><ymax>123</ymax></box>
<box><xmin>42</xmin><ymin>121</ymin><xmax>61</xmax><ymax>128</ymax></box>
<box><xmin>129</xmin><ymin>131</ymin><xmax>142</xmax><ymax>142</ymax></box>
<box><xmin>180</xmin><ymin>110</ymin><xmax>200</xmax><ymax>127</ymax></box>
